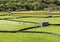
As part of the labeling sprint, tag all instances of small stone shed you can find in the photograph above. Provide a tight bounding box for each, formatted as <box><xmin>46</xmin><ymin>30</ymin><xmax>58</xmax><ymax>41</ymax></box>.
<box><xmin>47</xmin><ymin>14</ymin><xmax>52</xmax><ymax>18</ymax></box>
<box><xmin>39</xmin><ymin>20</ymin><xmax>49</xmax><ymax>27</ymax></box>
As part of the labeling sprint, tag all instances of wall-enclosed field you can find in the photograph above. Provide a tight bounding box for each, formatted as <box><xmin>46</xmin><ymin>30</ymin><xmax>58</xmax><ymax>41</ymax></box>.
<box><xmin>11</xmin><ymin>11</ymin><xmax>60</xmax><ymax>17</ymax></box>
<box><xmin>0</xmin><ymin>12</ymin><xmax>60</xmax><ymax>42</ymax></box>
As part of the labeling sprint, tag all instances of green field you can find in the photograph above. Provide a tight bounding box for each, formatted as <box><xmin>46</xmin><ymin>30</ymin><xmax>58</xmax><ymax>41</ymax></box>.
<box><xmin>11</xmin><ymin>18</ymin><xmax>60</xmax><ymax>33</ymax></box>
<box><xmin>0</xmin><ymin>12</ymin><xmax>60</xmax><ymax>42</ymax></box>
<box><xmin>0</xmin><ymin>33</ymin><xmax>60</xmax><ymax>42</ymax></box>
<box><xmin>12</xmin><ymin>18</ymin><xmax>60</xmax><ymax>24</ymax></box>
<box><xmin>0</xmin><ymin>20</ymin><xmax>35</xmax><ymax>31</ymax></box>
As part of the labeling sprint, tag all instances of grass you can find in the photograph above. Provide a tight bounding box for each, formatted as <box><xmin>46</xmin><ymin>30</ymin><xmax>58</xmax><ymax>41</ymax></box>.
<box><xmin>0</xmin><ymin>33</ymin><xmax>60</xmax><ymax>42</ymax></box>
<box><xmin>0</xmin><ymin>16</ymin><xmax>16</xmax><ymax>19</ymax></box>
<box><xmin>12</xmin><ymin>18</ymin><xmax>60</xmax><ymax>24</ymax></box>
<box><xmin>0</xmin><ymin>20</ymin><xmax>35</xmax><ymax>31</ymax></box>
<box><xmin>8</xmin><ymin>17</ymin><xmax>60</xmax><ymax>33</ymax></box>
<box><xmin>25</xmin><ymin>25</ymin><xmax>60</xmax><ymax>34</ymax></box>
<box><xmin>0</xmin><ymin>12</ymin><xmax>9</xmax><ymax>15</ymax></box>
<box><xmin>0</xmin><ymin>12</ymin><xmax>60</xmax><ymax>42</ymax></box>
<box><xmin>11</xmin><ymin>11</ymin><xmax>60</xmax><ymax>16</ymax></box>
<box><xmin>11</xmin><ymin>13</ymin><xmax>60</xmax><ymax>16</ymax></box>
<box><xmin>11</xmin><ymin>18</ymin><xmax>60</xmax><ymax>34</ymax></box>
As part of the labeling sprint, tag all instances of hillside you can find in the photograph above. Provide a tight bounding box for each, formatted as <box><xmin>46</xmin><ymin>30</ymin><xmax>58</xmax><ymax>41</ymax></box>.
<box><xmin>0</xmin><ymin>0</ymin><xmax>60</xmax><ymax>11</ymax></box>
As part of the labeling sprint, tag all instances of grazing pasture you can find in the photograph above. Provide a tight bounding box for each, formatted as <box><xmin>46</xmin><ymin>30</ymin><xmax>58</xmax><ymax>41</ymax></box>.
<box><xmin>12</xmin><ymin>18</ymin><xmax>60</xmax><ymax>24</ymax></box>
<box><xmin>0</xmin><ymin>12</ymin><xmax>60</xmax><ymax>42</ymax></box>
<box><xmin>0</xmin><ymin>20</ymin><xmax>35</xmax><ymax>31</ymax></box>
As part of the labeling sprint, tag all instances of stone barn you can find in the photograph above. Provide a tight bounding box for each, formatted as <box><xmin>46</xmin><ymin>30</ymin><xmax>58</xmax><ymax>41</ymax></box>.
<box><xmin>47</xmin><ymin>14</ymin><xmax>52</xmax><ymax>18</ymax></box>
<box><xmin>39</xmin><ymin>20</ymin><xmax>49</xmax><ymax>27</ymax></box>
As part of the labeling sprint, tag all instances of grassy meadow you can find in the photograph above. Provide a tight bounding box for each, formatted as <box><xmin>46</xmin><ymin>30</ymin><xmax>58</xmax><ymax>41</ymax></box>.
<box><xmin>0</xmin><ymin>12</ymin><xmax>60</xmax><ymax>42</ymax></box>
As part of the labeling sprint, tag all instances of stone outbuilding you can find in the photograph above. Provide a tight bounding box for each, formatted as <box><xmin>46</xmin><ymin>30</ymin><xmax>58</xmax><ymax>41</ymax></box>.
<box><xmin>47</xmin><ymin>14</ymin><xmax>52</xmax><ymax>18</ymax></box>
<box><xmin>39</xmin><ymin>20</ymin><xmax>49</xmax><ymax>27</ymax></box>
